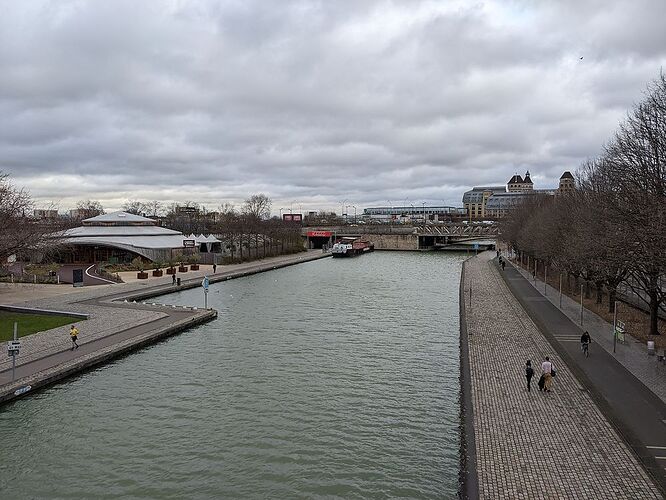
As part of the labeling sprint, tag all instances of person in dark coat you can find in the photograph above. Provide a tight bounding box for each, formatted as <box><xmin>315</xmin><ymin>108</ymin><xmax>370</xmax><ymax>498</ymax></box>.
<box><xmin>525</xmin><ymin>360</ymin><xmax>534</xmax><ymax>392</ymax></box>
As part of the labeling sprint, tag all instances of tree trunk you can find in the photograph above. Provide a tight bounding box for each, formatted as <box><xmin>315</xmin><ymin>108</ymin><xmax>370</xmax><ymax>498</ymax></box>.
<box><xmin>595</xmin><ymin>282</ymin><xmax>603</xmax><ymax>304</ymax></box>
<box><xmin>608</xmin><ymin>287</ymin><xmax>617</xmax><ymax>313</ymax></box>
<box><xmin>649</xmin><ymin>292</ymin><xmax>660</xmax><ymax>336</ymax></box>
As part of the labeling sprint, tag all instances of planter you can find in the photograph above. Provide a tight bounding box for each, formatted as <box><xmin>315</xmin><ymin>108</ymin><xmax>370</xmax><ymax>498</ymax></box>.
<box><xmin>178</xmin><ymin>266</ymin><xmax>189</xmax><ymax>272</ymax></box>
<box><xmin>137</xmin><ymin>272</ymin><xmax>149</xmax><ymax>279</ymax></box>
<box><xmin>166</xmin><ymin>267</ymin><xmax>176</xmax><ymax>275</ymax></box>
<box><xmin>190</xmin><ymin>264</ymin><xmax>200</xmax><ymax>271</ymax></box>
<box><xmin>152</xmin><ymin>270</ymin><xmax>163</xmax><ymax>277</ymax></box>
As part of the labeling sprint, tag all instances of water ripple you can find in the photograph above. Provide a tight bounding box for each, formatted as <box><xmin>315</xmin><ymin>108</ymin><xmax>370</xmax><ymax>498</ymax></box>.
<box><xmin>0</xmin><ymin>252</ymin><xmax>465</xmax><ymax>499</ymax></box>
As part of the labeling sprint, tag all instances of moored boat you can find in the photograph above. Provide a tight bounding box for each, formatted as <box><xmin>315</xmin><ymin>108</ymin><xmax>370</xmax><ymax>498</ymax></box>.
<box><xmin>331</xmin><ymin>237</ymin><xmax>374</xmax><ymax>257</ymax></box>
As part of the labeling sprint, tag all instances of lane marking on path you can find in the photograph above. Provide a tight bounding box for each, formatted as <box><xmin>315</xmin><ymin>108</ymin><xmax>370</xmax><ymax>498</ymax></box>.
<box><xmin>647</xmin><ymin>446</ymin><xmax>666</xmax><ymax>450</ymax></box>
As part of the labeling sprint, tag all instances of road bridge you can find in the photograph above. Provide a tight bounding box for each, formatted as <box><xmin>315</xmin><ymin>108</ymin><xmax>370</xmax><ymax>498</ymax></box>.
<box><xmin>303</xmin><ymin>223</ymin><xmax>499</xmax><ymax>251</ymax></box>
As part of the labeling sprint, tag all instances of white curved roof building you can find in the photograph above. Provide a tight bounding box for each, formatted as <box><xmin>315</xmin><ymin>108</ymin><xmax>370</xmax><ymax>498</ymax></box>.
<box><xmin>59</xmin><ymin>212</ymin><xmax>186</xmax><ymax>263</ymax></box>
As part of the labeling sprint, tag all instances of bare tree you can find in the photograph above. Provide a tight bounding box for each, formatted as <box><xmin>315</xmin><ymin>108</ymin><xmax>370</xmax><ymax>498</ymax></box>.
<box><xmin>0</xmin><ymin>173</ymin><xmax>68</xmax><ymax>262</ymax></box>
<box><xmin>145</xmin><ymin>200</ymin><xmax>164</xmax><ymax>217</ymax></box>
<box><xmin>74</xmin><ymin>199</ymin><xmax>105</xmax><ymax>219</ymax></box>
<box><xmin>242</xmin><ymin>194</ymin><xmax>272</xmax><ymax>219</ymax></box>
<box><xmin>601</xmin><ymin>74</ymin><xmax>666</xmax><ymax>335</ymax></box>
<box><xmin>122</xmin><ymin>200</ymin><xmax>147</xmax><ymax>215</ymax></box>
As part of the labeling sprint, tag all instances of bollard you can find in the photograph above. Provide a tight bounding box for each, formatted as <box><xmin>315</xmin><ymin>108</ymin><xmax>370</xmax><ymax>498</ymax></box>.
<box><xmin>580</xmin><ymin>285</ymin><xmax>583</xmax><ymax>326</ymax></box>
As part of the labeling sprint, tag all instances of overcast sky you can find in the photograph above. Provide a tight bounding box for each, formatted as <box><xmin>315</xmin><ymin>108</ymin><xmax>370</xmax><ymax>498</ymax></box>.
<box><xmin>2</xmin><ymin>0</ymin><xmax>666</xmax><ymax>214</ymax></box>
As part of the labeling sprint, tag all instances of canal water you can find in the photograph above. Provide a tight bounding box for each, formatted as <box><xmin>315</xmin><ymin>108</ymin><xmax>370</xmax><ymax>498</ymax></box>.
<box><xmin>0</xmin><ymin>252</ymin><xmax>466</xmax><ymax>499</ymax></box>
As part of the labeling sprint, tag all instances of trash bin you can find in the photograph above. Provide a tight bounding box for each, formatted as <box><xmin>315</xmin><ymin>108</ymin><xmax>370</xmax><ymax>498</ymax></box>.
<box><xmin>177</xmin><ymin>277</ymin><xmax>181</xmax><ymax>286</ymax></box>
<box><xmin>647</xmin><ymin>340</ymin><xmax>655</xmax><ymax>355</ymax></box>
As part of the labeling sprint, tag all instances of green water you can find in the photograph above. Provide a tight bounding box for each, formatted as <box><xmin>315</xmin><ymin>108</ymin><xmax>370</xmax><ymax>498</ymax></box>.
<box><xmin>0</xmin><ymin>252</ymin><xmax>465</xmax><ymax>499</ymax></box>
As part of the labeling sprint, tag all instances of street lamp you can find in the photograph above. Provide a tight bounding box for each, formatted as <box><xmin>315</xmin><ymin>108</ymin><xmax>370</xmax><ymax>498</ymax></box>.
<box><xmin>341</xmin><ymin>199</ymin><xmax>348</xmax><ymax>221</ymax></box>
<box><xmin>351</xmin><ymin>205</ymin><xmax>357</xmax><ymax>223</ymax></box>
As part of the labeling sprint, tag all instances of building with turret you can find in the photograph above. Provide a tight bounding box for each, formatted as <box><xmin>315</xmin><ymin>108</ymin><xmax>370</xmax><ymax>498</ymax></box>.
<box><xmin>463</xmin><ymin>170</ymin><xmax>574</xmax><ymax>219</ymax></box>
<box><xmin>557</xmin><ymin>171</ymin><xmax>575</xmax><ymax>195</ymax></box>
<box><xmin>507</xmin><ymin>171</ymin><xmax>534</xmax><ymax>193</ymax></box>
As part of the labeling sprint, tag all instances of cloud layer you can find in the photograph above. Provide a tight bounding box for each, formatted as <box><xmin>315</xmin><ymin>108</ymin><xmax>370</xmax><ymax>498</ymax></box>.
<box><xmin>1</xmin><ymin>0</ymin><xmax>666</xmax><ymax>213</ymax></box>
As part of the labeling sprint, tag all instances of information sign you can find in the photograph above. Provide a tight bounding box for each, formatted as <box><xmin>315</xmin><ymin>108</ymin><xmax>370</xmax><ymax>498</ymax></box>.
<box><xmin>7</xmin><ymin>340</ymin><xmax>20</xmax><ymax>357</ymax></box>
<box><xmin>615</xmin><ymin>320</ymin><xmax>625</xmax><ymax>342</ymax></box>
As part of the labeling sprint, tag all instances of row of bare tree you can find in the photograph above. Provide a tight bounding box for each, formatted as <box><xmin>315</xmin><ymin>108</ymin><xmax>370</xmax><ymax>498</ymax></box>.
<box><xmin>0</xmin><ymin>177</ymin><xmax>303</xmax><ymax>265</ymax></box>
<box><xmin>502</xmin><ymin>73</ymin><xmax>666</xmax><ymax>336</ymax></box>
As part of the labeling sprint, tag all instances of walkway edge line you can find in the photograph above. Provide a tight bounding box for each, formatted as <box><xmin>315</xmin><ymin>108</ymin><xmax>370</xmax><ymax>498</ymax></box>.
<box><xmin>458</xmin><ymin>257</ymin><xmax>479</xmax><ymax>499</ymax></box>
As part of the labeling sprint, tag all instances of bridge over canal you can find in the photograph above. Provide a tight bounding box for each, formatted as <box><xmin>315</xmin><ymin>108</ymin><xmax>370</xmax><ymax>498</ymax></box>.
<box><xmin>303</xmin><ymin>223</ymin><xmax>499</xmax><ymax>251</ymax></box>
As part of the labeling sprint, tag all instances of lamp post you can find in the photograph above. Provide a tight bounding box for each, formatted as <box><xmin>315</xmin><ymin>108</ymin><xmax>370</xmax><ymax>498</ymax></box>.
<box><xmin>352</xmin><ymin>205</ymin><xmax>357</xmax><ymax>223</ymax></box>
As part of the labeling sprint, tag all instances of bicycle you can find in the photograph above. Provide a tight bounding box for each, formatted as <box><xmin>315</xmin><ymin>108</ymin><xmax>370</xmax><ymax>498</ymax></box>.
<box><xmin>581</xmin><ymin>341</ymin><xmax>590</xmax><ymax>358</ymax></box>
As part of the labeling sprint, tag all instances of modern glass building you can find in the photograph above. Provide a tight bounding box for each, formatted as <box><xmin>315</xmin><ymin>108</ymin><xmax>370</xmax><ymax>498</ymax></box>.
<box><xmin>362</xmin><ymin>206</ymin><xmax>467</xmax><ymax>223</ymax></box>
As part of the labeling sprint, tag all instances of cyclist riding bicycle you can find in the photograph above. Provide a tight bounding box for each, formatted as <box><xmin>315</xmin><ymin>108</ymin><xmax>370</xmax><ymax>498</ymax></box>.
<box><xmin>581</xmin><ymin>330</ymin><xmax>591</xmax><ymax>357</ymax></box>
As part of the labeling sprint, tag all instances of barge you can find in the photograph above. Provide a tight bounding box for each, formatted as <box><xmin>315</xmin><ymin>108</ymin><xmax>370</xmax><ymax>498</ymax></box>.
<box><xmin>331</xmin><ymin>237</ymin><xmax>375</xmax><ymax>257</ymax></box>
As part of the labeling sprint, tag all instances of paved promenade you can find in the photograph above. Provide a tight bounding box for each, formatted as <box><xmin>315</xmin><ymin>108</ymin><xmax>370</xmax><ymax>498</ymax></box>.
<box><xmin>512</xmin><ymin>261</ymin><xmax>666</xmax><ymax>404</ymax></box>
<box><xmin>463</xmin><ymin>252</ymin><xmax>662</xmax><ymax>499</ymax></box>
<box><xmin>1</xmin><ymin>251</ymin><xmax>329</xmax><ymax>404</ymax></box>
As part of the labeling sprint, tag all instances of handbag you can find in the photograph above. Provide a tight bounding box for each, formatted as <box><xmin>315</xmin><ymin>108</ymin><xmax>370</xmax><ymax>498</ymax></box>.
<box><xmin>551</xmin><ymin>366</ymin><xmax>557</xmax><ymax>377</ymax></box>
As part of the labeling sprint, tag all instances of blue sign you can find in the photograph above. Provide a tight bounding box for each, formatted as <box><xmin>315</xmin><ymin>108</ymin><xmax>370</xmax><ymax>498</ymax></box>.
<box><xmin>473</xmin><ymin>243</ymin><xmax>479</xmax><ymax>250</ymax></box>
<box><xmin>202</xmin><ymin>276</ymin><xmax>210</xmax><ymax>291</ymax></box>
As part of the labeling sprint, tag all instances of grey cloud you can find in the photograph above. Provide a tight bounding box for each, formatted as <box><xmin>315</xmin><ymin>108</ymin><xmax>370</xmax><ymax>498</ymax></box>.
<box><xmin>1</xmin><ymin>0</ymin><xmax>666</xmax><ymax>213</ymax></box>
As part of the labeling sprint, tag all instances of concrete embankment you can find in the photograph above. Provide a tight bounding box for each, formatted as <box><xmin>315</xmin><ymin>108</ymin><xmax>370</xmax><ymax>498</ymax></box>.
<box><xmin>459</xmin><ymin>251</ymin><xmax>662</xmax><ymax>499</ymax></box>
<box><xmin>0</xmin><ymin>309</ymin><xmax>216</xmax><ymax>405</ymax></box>
<box><xmin>0</xmin><ymin>251</ymin><xmax>331</xmax><ymax>406</ymax></box>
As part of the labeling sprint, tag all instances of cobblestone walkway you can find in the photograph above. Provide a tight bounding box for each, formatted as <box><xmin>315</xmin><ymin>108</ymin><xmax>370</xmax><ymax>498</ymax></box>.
<box><xmin>464</xmin><ymin>252</ymin><xmax>661</xmax><ymax>499</ymax></box>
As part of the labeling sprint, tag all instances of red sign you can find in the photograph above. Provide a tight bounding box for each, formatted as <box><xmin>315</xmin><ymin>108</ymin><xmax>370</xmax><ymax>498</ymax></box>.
<box><xmin>307</xmin><ymin>231</ymin><xmax>332</xmax><ymax>237</ymax></box>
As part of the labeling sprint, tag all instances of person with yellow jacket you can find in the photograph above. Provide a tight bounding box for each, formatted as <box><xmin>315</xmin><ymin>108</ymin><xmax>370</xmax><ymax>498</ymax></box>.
<box><xmin>70</xmin><ymin>325</ymin><xmax>80</xmax><ymax>350</ymax></box>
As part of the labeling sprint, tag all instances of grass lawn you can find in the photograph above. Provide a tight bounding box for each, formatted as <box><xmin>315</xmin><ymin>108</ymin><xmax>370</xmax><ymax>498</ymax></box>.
<box><xmin>0</xmin><ymin>311</ymin><xmax>82</xmax><ymax>341</ymax></box>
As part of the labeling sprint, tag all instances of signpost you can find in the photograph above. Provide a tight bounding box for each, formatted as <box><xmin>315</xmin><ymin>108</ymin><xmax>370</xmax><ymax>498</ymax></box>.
<box><xmin>473</xmin><ymin>243</ymin><xmax>479</xmax><ymax>255</ymax></box>
<box><xmin>6</xmin><ymin>322</ymin><xmax>20</xmax><ymax>382</ymax></box>
<box><xmin>202</xmin><ymin>276</ymin><xmax>210</xmax><ymax>309</ymax></box>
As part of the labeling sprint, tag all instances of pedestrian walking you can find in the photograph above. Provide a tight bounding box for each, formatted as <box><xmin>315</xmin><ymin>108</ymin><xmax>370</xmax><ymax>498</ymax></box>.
<box><xmin>541</xmin><ymin>356</ymin><xmax>555</xmax><ymax>392</ymax></box>
<box><xmin>581</xmin><ymin>330</ymin><xmax>591</xmax><ymax>356</ymax></box>
<box><xmin>525</xmin><ymin>360</ymin><xmax>534</xmax><ymax>392</ymax></box>
<box><xmin>172</xmin><ymin>273</ymin><xmax>176</xmax><ymax>285</ymax></box>
<box><xmin>70</xmin><ymin>325</ymin><xmax>79</xmax><ymax>350</ymax></box>
<box><xmin>213</xmin><ymin>263</ymin><xmax>217</xmax><ymax>274</ymax></box>
<box><xmin>501</xmin><ymin>260</ymin><xmax>506</xmax><ymax>271</ymax></box>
